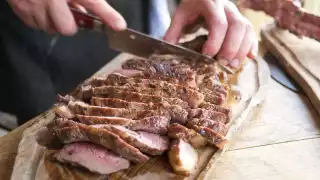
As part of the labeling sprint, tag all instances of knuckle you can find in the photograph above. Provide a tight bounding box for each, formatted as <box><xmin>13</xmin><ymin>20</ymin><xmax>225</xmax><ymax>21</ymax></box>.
<box><xmin>59</xmin><ymin>26</ymin><xmax>77</xmax><ymax>36</ymax></box>
<box><xmin>214</xmin><ymin>18</ymin><xmax>228</xmax><ymax>30</ymax></box>
<box><xmin>229</xmin><ymin>17</ymin><xmax>246</xmax><ymax>29</ymax></box>
<box><xmin>222</xmin><ymin>47</ymin><xmax>238</xmax><ymax>58</ymax></box>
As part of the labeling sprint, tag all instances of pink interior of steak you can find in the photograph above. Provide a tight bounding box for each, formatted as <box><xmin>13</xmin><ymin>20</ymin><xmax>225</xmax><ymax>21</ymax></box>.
<box><xmin>54</xmin><ymin>142</ymin><xmax>130</xmax><ymax>174</ymax></box>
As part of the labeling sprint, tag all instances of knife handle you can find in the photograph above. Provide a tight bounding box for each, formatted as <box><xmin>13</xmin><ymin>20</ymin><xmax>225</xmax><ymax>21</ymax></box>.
<box><xmin>70</xmin><ymin>7</ymin><xmax>103</xmax><ymax>31</ymax></box>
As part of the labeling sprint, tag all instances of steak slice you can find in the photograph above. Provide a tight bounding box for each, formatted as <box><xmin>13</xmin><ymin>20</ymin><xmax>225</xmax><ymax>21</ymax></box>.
<box><xmin>91</xmin><ymin>97</ymin><xmax>150</xmax><ymax>110</ymax></box>
<box><xmin>91</xmin><ymin>97</ymin><xmax>188</xmax><ymax>124</ymax></box>
<box><xmin>54</xmin><ymin>142</ymin><xmax>130</xmax><ymax>174</ymax></box>
<box><xmin>191</xmin><ymin>125</ymin><xmax>227</xmax><ymax>149</ymax></box>
<box><xmin>77</xmin><ymin>115</ymin><xmax>132</xmax><ymax>126</ymax></box>
<box><xmin>53</xmin><ymin>118</ymin><xmax>79</xmax><ymax>129</ymax></box>
<box><xmin>91</xmin><ymin>71</ymin><xmax>182</xmax><ymax>87</ymax></box>
<box><xmin>122</xmin><ymin>58</ymin><xmax>150</xmax><ymax>71</ymax></box>
<box><xmin>79</xmin><ymin>87</ymin><xmax>189</xmax><ymax>108</ymax></box>
<box><xmin>54</xmin><ymin>124</ymin><xmax>149</xmax><ymax>163</ymax></box>
<box><xmin>168</xmin><ymin>123</ymin><xmax>207</xmax><ymax>148</ymax></box>
<box><xmin>201</xmin><ymin>76</ymin><xmax>227</xmax><ymax>96</ymax></box>
<box><xmin>93</xmin><ymin>85</ymin><xmax>204</xmax><ymax>108</ymax></box>
<box><xmin>122</xmin><ymin>57</ymin><xmax>196</xmax><ymax>87</ymax></box>
<box><xmin>127</xmin><ymin>116</ymin><xmax>169</xmax><ymax>135</ymax></box>
<box><xmin>186</xmin><ymin>118</ymin><xmax>228</xmax><ymax>136</ymax></box>
<box><xmin>199</xmin><ymin>103</ymin><xmax>231</xmax><ymax>118</ymax></box>
<box><xmin>104</xmin><ymin>125</ymin><xmax>169</xmax><ymax>156</ymax></box>
<box><xmin>168</xmin><ymin>139</ymin><xmax>198</xmax><ymax>176</ymax></box>
<box><xmin>189</xmin><ymin>108</ymin><xmax>228</xmax><ymax>124</ymax></box>
<box><xmin>202</xmin><ymin>91</ymin><xmax>225</xmax><ymax>105</ymax></box>
<box><xmin>103</xmin><ymin>73</ymin><xmax>193</xmax><ymax>90</ymax></box>
<box><xmin>68</xmin><ymin>101</ymin><xmax>171</xmax><ymax>120</ymax></box>
<box><xmin>77</xmin><ymin>115</ymin><xmax>169</xmax><ymax>135</ymax></box>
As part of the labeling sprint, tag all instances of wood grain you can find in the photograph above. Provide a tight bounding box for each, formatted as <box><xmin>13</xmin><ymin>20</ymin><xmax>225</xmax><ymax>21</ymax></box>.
<box><xmin>228</xmin><ymin>80</ymin><xmax>320</xmax><ymax>150</ymax></box>
<box><xmin>206</xmin><ymin>137</ymin><xmax>320</xmax><ymax>180</ymax></box>
<box><xmin>261</xmin><ymin>22</ymin><xmax>320</xmax><ymax>117</ymax></box>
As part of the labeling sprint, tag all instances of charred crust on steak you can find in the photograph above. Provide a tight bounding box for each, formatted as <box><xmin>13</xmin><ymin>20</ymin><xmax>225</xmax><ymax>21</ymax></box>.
<box><xmin>48</xmin><ymin>35</ymin><xmax>240</xmax><ymax>175</ymax></box>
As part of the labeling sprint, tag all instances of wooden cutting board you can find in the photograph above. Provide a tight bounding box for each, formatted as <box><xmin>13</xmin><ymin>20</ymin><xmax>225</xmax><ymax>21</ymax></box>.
<box><xmin>261</xmin><ymin>22</ymin><xmax>320</xmax><ymax>116</ymax></box>
<box><xmin>9</xmin><ymin>53</ymin><xmax>270</xmax><ymax>180</ymax></box>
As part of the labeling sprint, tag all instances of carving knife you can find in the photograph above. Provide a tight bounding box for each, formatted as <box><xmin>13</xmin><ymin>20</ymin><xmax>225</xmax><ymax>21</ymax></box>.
<box><xmin>263</xmin><ymin>52</ymin><xmax>301</xmax><ymax>93</ymax></box>
<box><xmin>69</xmin><ymin>8</ymin><xmax>235</xmax><ymax>74</ymax></box>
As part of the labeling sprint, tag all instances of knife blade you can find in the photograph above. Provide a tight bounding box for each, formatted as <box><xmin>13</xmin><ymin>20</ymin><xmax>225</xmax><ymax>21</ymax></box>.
<box><xmin>263</xmin><ymin>52</ymin><xmax>302</xmax><ymax>93</ymax></box>
<box><xmin>69</xmin><ymin>7</ymin><xmax>235</xmax><ymax>74</ymax></box>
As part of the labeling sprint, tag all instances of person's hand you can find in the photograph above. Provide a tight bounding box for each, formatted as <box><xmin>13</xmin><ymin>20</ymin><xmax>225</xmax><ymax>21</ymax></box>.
<box><xmin>163</xmin><ymin>0</ymin><xmax>258</xmax><ymax>68</ymax></box>
<box><xmin>7</xmin><ymin>0</ymin><xmax>127</xmax><ymax>35</ymax></box>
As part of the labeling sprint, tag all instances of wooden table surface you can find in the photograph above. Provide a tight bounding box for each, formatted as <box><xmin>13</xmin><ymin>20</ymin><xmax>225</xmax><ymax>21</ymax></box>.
<box><xmin>1</xmin><ymin>7</ymin><xmax>320</xmax><ymax>180</ymax></box>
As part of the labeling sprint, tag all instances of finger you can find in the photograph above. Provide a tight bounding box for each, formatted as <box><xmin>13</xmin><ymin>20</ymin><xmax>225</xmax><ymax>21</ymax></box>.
<box><xmin>76</xmin><ymin>0</ymin><xmax>126</xmax><ymax>31</ymax></box>
<box><xmin>69</xmin><ymin>2</ymin><xmax>87</xmax><ymax>13</ymax></box>
<box><xmin>49</xmin><ymin>0</ymin><xmax>77</xmax><ymax>35</ymax></box>
<box><xmin>217</xmin><ymin>1</ymin><xmax>246</xmax><ymax>64</ymax></box>
<box><xmin>33</xmin><ymin>5</ymin><xmax>50</xmax><ymax>31</ymax></box>
<box><xmin>248</xmin><ymin>38</ymin><xmax>258</xmax><ymax>59</ymax></box>
<box><xmin>232</xmin><ymin>23</ymin><xmax>254</xmax><ymax>66</ymax></box>
<box><xmin>201</xmin><ymin>0</ymin><xmax>228</xmax><ymax>57</ymax></box>
<box><xmin>47</xmin><ymin>12</ymin><xmax>58</xmax><ymax>34</ymax></box>
<box><xmin>11</xmin><ymin>7</ymin><xmax>38</xmax><ymax>29</ymax></box>
<box><xmin>163</xmin><ymin>6</ymin><xmax>189</xmax><ymax>44</ymax></box>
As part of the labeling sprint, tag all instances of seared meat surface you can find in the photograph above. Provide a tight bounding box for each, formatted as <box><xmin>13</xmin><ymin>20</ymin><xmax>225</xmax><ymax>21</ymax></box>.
<box><xmin>54</xmin><ymin>123</ymin><xmax>149</xmax><ymax>163</ymax></box>
<box><xmin>48</xmin><ymin>35</ymin><xmax>236</xmax><ymax>176</ymax></box>
<box><xmin>168</xmin><ymin>139</ymin><xmax>198</xmax><ymax>176</ymax></box>
<box><xmin>54</xmin><ymin>142</ymin><xmax>130</xmax><ymax>174</ymax></box>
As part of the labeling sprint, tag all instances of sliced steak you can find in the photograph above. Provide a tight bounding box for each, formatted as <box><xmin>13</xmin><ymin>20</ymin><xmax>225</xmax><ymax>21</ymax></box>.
<box><xmin>68</xmin><ymin>101</ymin><xmax>171</xmax><ymax>120</ymax></box>
<box><xmin>56</xmin><ymin>106</ymin><xmax>76</xmax><ymax>119</ymax></box>
<box><xmin>54</xmin><ymin>124</ymin><xmax>149</xmax><ymax>163</ymax></box>
<box><xmin>202</xmin><ymin>91</ymin><xmax>225</xmax><ymax>105</ymax></box>
<box><xmin>91</xmin><ymin>97</ymin><xmax>150</xmax><ymax>110</ymax></box>
<box><xmin>57</xmin><ymin>94</ymin><xmax>76</xmax><ymax>104</ymax></box>
<box><xmin>76</xmin><ymin>85</ymin><xmax>94</xmax><ymax>100</ymax></box>
<box><xmin>168</xmin><ymin>123</ymin><xmax>207</xmax><ymax>148</ymax></box>
<box><xmin>53</xmin><ymin>118</ymin><xmax>79</xmax><ymax>129</ymax></box>
<box><xmin>77</xmin><ymin>115</ymin><xmax>169</xmax><ymax>135</ymax></box>
<box><xmin>93</xmin><ymin>85</ymin><xmax>204</xmax><ymax>108</ymax></box>
<box><xmin>201</xmin><ymin>87</ymin><xmax>226</xmax><ymax>99</ymax></box>
<box><xmin>199</xmin><ymin>103</ymin><xmax>231</xmax><ymax>118</ymax></box>
<box><xmin>188</xmin><ymin>108</ymin><xmax>228</xmax><ymax>124</ymax></box>
<box><xmin>104</xmin><ymin>125</ymin><xmax>169</xmax><ymax>156</ymax></box>
<box><xmin>77</xmin><ymin>115</ymin><xmax>132</xmax><ymax>126</ymax></box>
<box><xmin>103</xmin><ymin>73</ymin><xmax>190</xmax><ymax>89</ymax></box>
<box><xmin>112</xmin><ymin>69</ymin><xmax>143</xmax><ymax>77</ymax></box>
<box><xmin>168</xmin><ymin>139</ymin><xmax>198</xmax><ymax>176</ymax></box>
<box><xmin>191</xmin><ymin>125</ymin><xmax>227</xmax><ymax>149</ymax></box>
<box><xmin>122</xmin><ymin>57</ymin><xmax>196</xmax><ymax>87</ymax></box>
<box><xmin>201</xmin><ymin>76</ymin><xmax>227</xmax><ymax>96</ymax></box>
<box><xmin>134</xmin><ymin>72</ymin><xmax>182</xmax><ymax>85</ymax></box>
<box><xmin>54</xmin><ymin>142</ymin><xmax>130</xmax><ymax>174</ymax></box>
<box><xmin>186</xmin><ymin>118</ymin><xmax>227</xmax><ymax>136</ymax></box>
<box><xmin>122</xmin><ymin>58</ymin><xmax>151</xmax><ymax>71</ymax></box>
<box><xmin>91</xmin><ymin>97</ymin><xmax>188</xmax><ymax>124</ymax></box>
<box><xmin>80</xmin><ymin>87</ymin><xmax>189</xmax><ymax>108</ymax></box>
<box><xmin>91</xmin><ymin>72</ymin><xmax>182</xmax><ymax>87</ymax></box>
<box><xmin>127</xmin><ymin>116</ymin><xmax>169</xmax><ymax>135</ymax></box>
